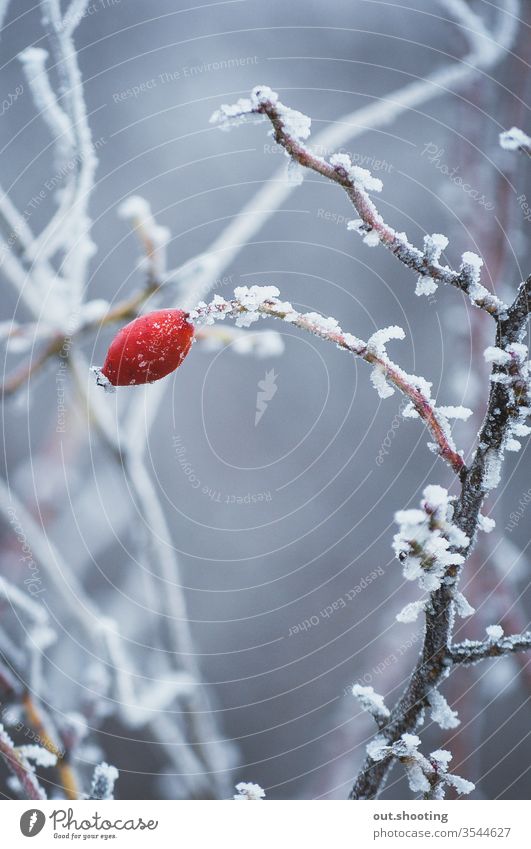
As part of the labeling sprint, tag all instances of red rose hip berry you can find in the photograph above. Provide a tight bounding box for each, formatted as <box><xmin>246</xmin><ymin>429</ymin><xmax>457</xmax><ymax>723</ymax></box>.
<box><xmin>99</xmin><ymin>309</ymin><xmax>194</xmax><ymax>386</ymax></box>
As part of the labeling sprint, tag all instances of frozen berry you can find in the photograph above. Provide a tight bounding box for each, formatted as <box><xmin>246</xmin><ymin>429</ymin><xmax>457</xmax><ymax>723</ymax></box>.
<box><xmin>99</xmin><ymin>309</ymin><xmax>194</xmax><ymax>386</ymax></box>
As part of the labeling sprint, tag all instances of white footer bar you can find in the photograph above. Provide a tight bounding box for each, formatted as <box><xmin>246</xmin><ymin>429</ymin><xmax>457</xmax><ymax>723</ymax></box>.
<box><xmin>2</xmin><ymin>799</ymin><xmax>528</xmax><ymax>847</ymax></box>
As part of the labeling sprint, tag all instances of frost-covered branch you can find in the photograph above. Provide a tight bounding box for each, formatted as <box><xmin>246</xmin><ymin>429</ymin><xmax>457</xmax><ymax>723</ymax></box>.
<box><xmin>0</xmin><ymin>723</ymin><xmax>47</xmax><ymax>800</ymax></box>
<box><xmin>351</xmin><ymin>685</ymin><xmax>390</xmax><ymax>730</ymax></box>
<box><xmin>22</xmin><ymin>692</ymin><xmax>79</xmax><ymax>800</ymax></box>
<box><xmin>31</xmin><ymin>0</ymin><xmax>96</xmax><ymax>307</ymax></box>
<box><xmin>349</xmin><ymin>274</ymin><xmax>531</xmax><ymax>799</ymax></box>
<box><xmin>0</xmin><ymin>0</ymin><xmax>525</xmax><ymax>805</ymax></box>
<box><xmin>126</xmin><ymin>0</ymin><xmax>519</xmax><ymax>455</ymax></box>
<box><xmin>367</xmin><ymin>733</ymin><xmax>474</xmax><ymax>799</ymax></box>
<box><xmin>118</xmin><ymin>195</ymin><xmax>170</xmax><ymax>286</ymax></box>
<box><xmin>450</xmin><ymin>631</ymin><xmax>531</xmax><ymax>665</ymax></box>
<box><xmin>69</xmin><ymin>357</ymin><xmax>234</xmax><ymax>799</ymax></box>
<box><xmin>189</xmin><ymin>286</ymin><xmax>469</xmax><ymax>473</ymax></box>
<box><xmin>89</xmin><ymin>762</ymin><xmax>119</xmax><ymax>800</ymax></box>
<box><xmin>211</xmin><ymin>87</ymin><xmax>506</xmax><ymax>317</ymax></box>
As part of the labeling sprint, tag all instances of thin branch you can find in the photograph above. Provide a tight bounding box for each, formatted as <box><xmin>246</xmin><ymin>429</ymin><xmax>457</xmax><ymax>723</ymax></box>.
<box><xmin>349</xmin><ymin>276</ymin><xmax>531</xmax><ymax>799</ymax></box>
<box><xmin>188</xmin><ymin>287</ymin><xmax>468</xmax><ymax>473</ymax></box>
<box><xmin>23</xmin><ymin>692</ymin><xmax>79</xmax><ymax>800</ymax></box>
<box><xmin>36</xmin><ymin>0</ymin><xmax>96</xmax><ymax>303</ymax></box>
<box><xmin>127</xmin><ymin>0</ymin><xmax>519</xmax><ymax>453</ymax></box>
<box><xmin>62</xmin><ymin>0</ymin><xmax>89</xmax><ymax>36</ymax></box>
<box><xmin>211</xmin><ymin>88</ymin><xmax>506</xmax><ymax>317</ymax></box>
<box><xmin>118</xmin><ymin>195</ymin><xmax>170</xmax><ymax>286</ymax></box>
<box><xmin>0</xmin><ymin>477</ymin><xmax>108</xmax><ymax>644</ymax></box>
<box><xmin>70</xmin><ymin>354</ymin><xmax>234</xmax><ymax>798</ymax></box>
<box><xmin>0</xmin><ymin>0</ymin><xmax>10</xmax><ymax>31</ymax></box>
<box><xmin>18</xmin><ymin>47</ymin><xmax>75</xmax><ymax>165</ymax></box>
<box><xmin>449</xmin><ymin>632</ymin><xmax>531</xmax><ymax>665</ymax></box>
<box><xmin>0</xmin><ymin>280</ymin><xmax>162</xmax><ymax>399</ymax></box>
<box><xmin>0</xmin><ymin>724</ymin><xmax>47</xmax><ymax>800</ymax></box>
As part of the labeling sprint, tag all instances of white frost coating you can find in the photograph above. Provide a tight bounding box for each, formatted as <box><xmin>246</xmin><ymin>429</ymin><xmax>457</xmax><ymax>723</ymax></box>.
<box><xmin>499</xmin><ymin>126</ymin><xmax>531</xmax><ymax>151</ymax></box>
<box><xmin>445</xmin><ymin>774</ymin><xmax>475</xmax><ymax>795</ymax></box>
<box><xmin>371</xmin><ymin>365</ymin><xmax>394</xmax><ymax>398</ymax></box>
<box><xmin>118</xmin><ymin>195</ymin><xmax>170</xmax><ymax>279</ymax></box>
<box><xmin>483</xmin><ymin>448</ymin><xmax>502</xmax><ymax>491</ymax></box>
<box><xmin>0</xmin><ymin>723</ymin><xmax>46</xmax><ymax>799</ymax></box>
<box><xmin>367</xmin><ymin>731</ymin><xmax>474</xmax><ymax>797</ymax></box>
<box><xmin>416</xmin><ymin>275</ymin><xmax>438</xmax><ymax>297</ymax></box>
<box><xmin>276</xmin><ymin>103</ymin><xmax>311</xmax><ymax>141</ymax></box>
<box><xmin>234</xmin><ymin>285</ymin><xmax>280</xmax><ymax>307</ymax></box>
<box><xmin>18</xmin><ymin>47</ymin><xmax>75</xmax><ymax>161</ymax></box>
<box><xmin>402</xmin><ymin>402</ymin><xmax>419</xmax><ymax>419</ymax></box>
<box><xmin>430</xmin><ymin>749</ymin><xmax>452</xmax><ymax>769</ymax></box>
<box><xmin>363</xmin><ymin>229</ymin><xmax>381</xmax><ymax>247</ymax></box>
<box><xmin>233</xmin><ymin>781</ymin><xmax>266</xmax><ymax>800</ymax></box>
<box><xmin>428</xmin><ymin>690</ymin><xmax>460</xmax><ymax>729</ymax></box>
<box><xmin>90</xmin><ymin>762</ymin><xmax>119</xmax><ymax>800</ymax></box>
<box><xmin>396</xmin><ymin>599</ymin><xmax>426</xmax><ymax>623</ymax></box>
<box><xmin>507</xmin><ymin>341</ymin><xmax>528</xmax><ymax>362</ymax></box>
<box><xmin>350</xmin><ymin>165</ymin><xmax>383</xmax><ymax>193</ymax></box>
<box><xmin>484</xmin><ymin>346</ymin><xmax>512</xmax><ymax>365</ymax></box>
<box><xmin>352</xmin><ymin>685</ymin><xmax>390</xmax><ymax>721</ymax></box>
<box><xmin>486</xmin><ymin>624</ymin><xmax>504</xmax><ymax>640</ymax></box>
<box><xmin>461</xmin><ymin>251</ymin><xmax>483</xmax><ymax>279</ymax></box>
<box><xmin>454</xmin><ymin>591</ymin><xmax>475</xmax><ymax>618</ymax></box>
<box><xmin>405</xmin><ymin>763</ymin><xmax>431</xmax><ymax>794</ymax></box>
<box><xmin>367</xmin><ymin>733</ymin><xmax>421</xmax><ymax>763</ymax></box>
<box><xmin>460</xmin><ymin>252</ymin><xmax>490</xmax><ymax>310</ymax></box>
<box><xmin>209</xmin><ymin>97</ymin><xmax>256</xmax><ymax>128</ymax></box>
<box><xmin>330</xmin><ymin>154</ymin><xmax>383</xmax><ymax>192</ymax></box>
<box><xmin>436</xmin><ymin>405</ymin><xmax>473</xmax><ymax>421</ymax></box>
<box><xmin>367</xmin><ymin>325</ymin><xmax>406</xmax><ymax>356</ymax></box>
<box><xmin>394</xmin><ymin>733</ymin><xmax>421</xmax><ymax>753</ymax></box>
<box><xmin>329</xmin><ymin>152</ymin><xmax>352</xmax><ymax>170</ymax></box>
<box><xmin>17</xmin><ymin>745</ymin><xmax>57</xmax><ymax>768</ymax></box>
<box><xmin>416</xmin><ymin>233</ymin><xmax>449</xmax><ymax>295</ymax></box>
<box><xmin>251</xmin><ymin>85</ymin><xmax>278</xmax><ymax>106</ymax></box>
<box><xmin>347</xmin><ymin>218</ymin><xmax>365</xmax><ymax>234</ymax></box>
<box><xmin>424</xmin><ymin>233</ymin><xmax>449</xmax><ymax>261</ymax></box>
<box><xmin>212</xmin><ymin>84</ymin><xmax>311</xmax><ymax>141</ymax></box>
<box><xmin>477</xmin><ymin>514</ymin><xmax>495</xmax><ymax>533</ymax></box>
<box><xmin>393</xmin><ymin>485</ymin><xmax>467</xmax><ymax>593</ymax></box>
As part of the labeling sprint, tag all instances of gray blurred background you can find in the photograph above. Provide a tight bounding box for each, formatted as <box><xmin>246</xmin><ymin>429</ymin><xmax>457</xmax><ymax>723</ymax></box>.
<box><xmin>1</xmin><ymin>0</ymin><xmax>530</xmax><ymax>800</ymax></box>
